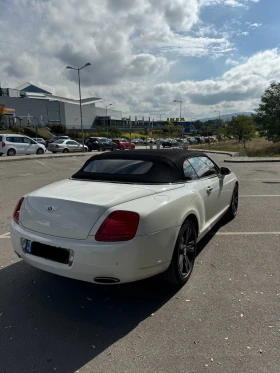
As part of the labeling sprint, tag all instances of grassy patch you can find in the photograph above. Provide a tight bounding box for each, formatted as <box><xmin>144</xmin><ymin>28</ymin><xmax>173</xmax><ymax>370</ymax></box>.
<box><xmin>191</xmin><ymin>138</ymin><xmax>280</xmax><ymax>157</ymax></box>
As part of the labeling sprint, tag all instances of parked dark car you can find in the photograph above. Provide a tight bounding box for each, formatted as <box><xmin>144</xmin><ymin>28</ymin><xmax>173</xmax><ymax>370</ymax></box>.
<box><xmin>46</xmin><ymin>136</ymin><xmax>70</xmax><ymax>148</ymax></box>
<box><xmin>133</xmin><ymin>138</ymin><xmax>144</xmax><ymax>145</ymax></box>
<box><xmin>112</xmin><ymin>138</ymin><xmax>135</xmax><ymax>150</ymax></box>
<box><xmin>86</xmin><ymin>137</ymin><xmax>117</xmax><ymax>151</ymax></box>
<box><xmin>162</xmin><ymin>139</ymin><xmax>179</xmax><ymax>148</ymax></box>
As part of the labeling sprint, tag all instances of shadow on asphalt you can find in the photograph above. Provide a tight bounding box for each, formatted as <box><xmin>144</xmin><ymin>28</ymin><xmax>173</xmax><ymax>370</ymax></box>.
<box><xmin>196</xmin><ymin>217</ymin><xmax>229</xmax><ymax>257</ymax></box>
<box><xmin>0</xmin><ymin>221</ymin><xmax>224</xmax><ymax>373</ymax></box>
<box><xmin>0</xmin><ymin>261</ymin><xmax>179</xmax><ymax>373</ymax></box>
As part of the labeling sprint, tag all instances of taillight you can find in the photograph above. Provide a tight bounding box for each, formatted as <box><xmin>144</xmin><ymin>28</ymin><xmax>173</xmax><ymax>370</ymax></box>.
<box><xmin>55</xmin><ymin>144</ymin><xmax>60</xmax><ymax>148</ymax></box>
<box><xmin>1</xmin><ymin>141</ymin><xmax>5</xmax><ymax>147</ymax></box>
<box><xmin>13</xmin><ymin>197</ymin><xmax>25</xmax><ymax>224</ymax></box>
<box><xmin>95</xmin><ymin>211</ymin><xmax>139</xmax><ymax>242</ymax></box>
<box><xmin>94</xmin><ymin>141</ymin><xmax>98</xmax><ymax>144</ymax></box>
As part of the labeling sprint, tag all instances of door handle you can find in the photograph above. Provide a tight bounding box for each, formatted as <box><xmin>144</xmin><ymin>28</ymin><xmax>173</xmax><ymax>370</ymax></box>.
<box><xmin>207</xmin><ymin>186</ymin><xmax>213</xmax><ymax>194</ymax></box>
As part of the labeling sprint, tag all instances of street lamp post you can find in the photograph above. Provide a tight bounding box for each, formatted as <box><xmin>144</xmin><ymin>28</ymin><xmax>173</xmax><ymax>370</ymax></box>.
<box><xmin>66</xmin><ymin>62</ymin><xmax>91</xmax><ymax>152</ymax></box>
<box><xmin>173</xmin><ymin>100</ymin><xmax>182</xmax><ymax>125</ymax></box>
<box><xmin>160</xmin><ymin>113</ymin><xmax>166</xmax><ymax>122</ymax></box>
<box><xmin>106</xmin><ymin>104</ymin><xmax>113</xmax><ymax>137</ymax></box>
<box><xmin>214</xmin><ymin>110</ymin><xmax>221</xmax><ymax>120</ymax></box>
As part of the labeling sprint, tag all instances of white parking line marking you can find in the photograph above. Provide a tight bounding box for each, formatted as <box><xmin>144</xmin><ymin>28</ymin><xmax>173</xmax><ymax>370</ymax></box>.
<box><xmin>239</xmin><ymin>179</ymin><xmax>280</xmax><ymax>181</ymax></box>
<box><xmin>211</xmin><ymin>232</ymin><xmax>280</xmax><ymax>236</ymax></box>
<box><xmin>0</xmin><ymin>232</ymin><xmax>11</xmax><ymax>239</ymax></box>
<box><xmin>35</xmin><ymin>160</ymin><xmax>56</xmax><ymax>172</ymax></box>
<box><xmin>72</xmin><ymin>159</ymin><xmax>84</xmax><ymax>164</ymax></box>
<box><xmin>240</xmin><ymin>195</ymin><xmax>280</xmax><ymax>197</ymax></box>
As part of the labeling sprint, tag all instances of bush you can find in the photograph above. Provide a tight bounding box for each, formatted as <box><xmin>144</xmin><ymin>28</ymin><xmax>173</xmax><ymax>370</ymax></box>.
<box><xmin>49</xmin><ymin>124</ymin><xmax>67</xmax><ymax>135</ymax></box>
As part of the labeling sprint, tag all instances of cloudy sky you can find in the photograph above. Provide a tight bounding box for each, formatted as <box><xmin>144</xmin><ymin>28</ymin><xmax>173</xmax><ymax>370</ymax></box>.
<box><xmin>0</xmin><ymin>0</ymin><xmax>279</xmax><ymax>120</ymax></box>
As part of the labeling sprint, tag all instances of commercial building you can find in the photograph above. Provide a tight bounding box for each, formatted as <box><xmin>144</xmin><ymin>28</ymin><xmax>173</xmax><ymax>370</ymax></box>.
<box><xmin>0</xmin><ymin>83</ymin><xmax>126</xmax><ymax>130</ymax></box>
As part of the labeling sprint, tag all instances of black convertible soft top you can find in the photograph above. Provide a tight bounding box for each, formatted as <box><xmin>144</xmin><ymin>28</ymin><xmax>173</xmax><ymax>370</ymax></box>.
<box><xmin>72</xmin><ymin>149</ymin><xmax>207</xmax><ymax>184</ymax></box>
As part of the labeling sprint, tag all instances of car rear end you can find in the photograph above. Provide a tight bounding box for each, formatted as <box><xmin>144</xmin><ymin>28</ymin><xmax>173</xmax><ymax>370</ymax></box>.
<box><xmin>10</xmin><ymin>179</ymin><xmax>175</xmax><ymax>284</ymax></box>
<box><xmin>48</xmin><ymin>140</ymin><xmax>65</xmax><ymax>152</ymax></box>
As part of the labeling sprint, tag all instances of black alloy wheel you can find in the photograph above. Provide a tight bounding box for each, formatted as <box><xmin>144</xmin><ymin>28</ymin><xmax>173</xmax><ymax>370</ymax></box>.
<box><xmin>225</xmin><ymin>183</ymin><xmax>239</xmax><ymax>220</ymax></box>
<box><xmin>164</xmin><ymin>220</ymin><xmax>197</xmax><ymax>285</ymax></box>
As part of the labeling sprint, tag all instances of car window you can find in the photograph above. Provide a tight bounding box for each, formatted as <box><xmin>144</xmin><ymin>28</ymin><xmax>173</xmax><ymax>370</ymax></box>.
<box><xmin>22</xmin><ymin>137</ymin><xmax>32</xmax><ymax>144</ymax></box>
<box><xmin>66</xmin><ymin>141</ymin><xmax>72</xmax><ymax>144</ymax></box>
<box><xmin>183</xmin><ymin>160</ymin><xmax>198</xmax><ymax>181</ymax></box>
<box><xmin>84</xmin><ymin>159</ymin><xmax>153</xmax><ymax>175</ymax></box>
<box><xmin>72</xmin><ymin>141</ymin><xmax>79</xmax><ymax>145</ymax></box>
<box><xmin>188</xmin><ymin>157</ymin><xmax>218</xmax><ymax>179</ymax></box>
<box><xmin>0</xmin><ymin>136</ymin><xmax>2</xmax><ymax>141</ymax></box>
<box><xmin>55</xmin><ymin>140</ymin><xmax>65</xmax><ymax>144</ymax></box>
<box><xmin>7</xmin><ymin>137</ymin><xmax>22</xmax><ymax>143</ymax></box>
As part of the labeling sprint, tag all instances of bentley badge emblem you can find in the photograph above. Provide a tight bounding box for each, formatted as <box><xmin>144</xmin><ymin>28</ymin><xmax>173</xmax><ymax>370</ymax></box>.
<box><xmin>45</xmin><ymin>205</ymin><xmax>60</xmax><ymax>213</ymax></box>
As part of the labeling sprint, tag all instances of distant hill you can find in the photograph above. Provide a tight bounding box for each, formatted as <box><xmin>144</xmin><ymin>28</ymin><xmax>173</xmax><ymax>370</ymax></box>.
<box><xmin>200</xmin><ymin>112</ymin><xmax>253</xmax><ymax>122</ymax></box>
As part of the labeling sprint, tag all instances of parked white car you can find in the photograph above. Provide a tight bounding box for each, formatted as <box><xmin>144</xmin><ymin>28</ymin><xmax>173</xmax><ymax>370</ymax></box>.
<box><xmin>0</xmin><ymin>134</ymin><xmax>46</xmax><ymax>156</ymax></box>
<box><xmin>11</xmin><ymin>150</ymin><xmax>238</xmax><ymax>286</ymax></box>
<box><xmin>48</xmin><ymin>139</ymin><xmax>88</xmax><ymax>153</ymax></box>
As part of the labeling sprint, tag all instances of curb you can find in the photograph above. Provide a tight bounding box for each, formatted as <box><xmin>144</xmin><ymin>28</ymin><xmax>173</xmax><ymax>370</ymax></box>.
<box><xmin>224</xmin><ymin>158</ymin><xmax>280</xmax><ymax>163</ymax></box>
<box><xmin>189</xmin><ymin>148</ymin><xmax>237</xmax><ymax>157</ymax></box>
<box><xmin>0</xmin><ymin>153</ymin><xmax>92</xmax><ymax>163</ymax></box>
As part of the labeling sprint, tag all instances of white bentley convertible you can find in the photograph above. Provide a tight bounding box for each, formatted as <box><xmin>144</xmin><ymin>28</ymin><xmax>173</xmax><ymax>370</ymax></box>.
<box><xmin>11</xmin><ymin>150</ymin><xmax>238</xmax><ymax>285</ymax></box>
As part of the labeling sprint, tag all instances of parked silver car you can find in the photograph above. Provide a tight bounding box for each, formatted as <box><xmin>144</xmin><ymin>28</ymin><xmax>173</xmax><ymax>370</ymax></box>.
<box><xmin>48</xmin><ymin>139</ymin><xmax>88</xmax><ymax>153</ymax></box>
<box><xmin>32</xmin><ymin>138</ymin><xmax>46</xmax><ymax>146</ymax></box>
<box><xmin>0</xmin><ymin>134</ymin><xmax>46</xmax><ymax>156</ymax></box>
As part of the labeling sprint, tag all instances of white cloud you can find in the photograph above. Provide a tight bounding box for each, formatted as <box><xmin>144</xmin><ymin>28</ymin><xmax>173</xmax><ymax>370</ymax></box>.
<box><xmin>249</xmin><ymin>22</ymin><xmax>262</xmax><ymax>28</ymax></box>
<box><xmin>225</xmin><ymin>58</ymin><xmax>239</xmax><ymax>66</ymax></box>
<box><xmin>0</xmin><ymin>0</ymin><xmax>275</xmax><ymax>121</ymax></box>
<box><xmin>200</xmin><ymin>0</ymin><xmax>259</xmax><ymax>8</ymax></box>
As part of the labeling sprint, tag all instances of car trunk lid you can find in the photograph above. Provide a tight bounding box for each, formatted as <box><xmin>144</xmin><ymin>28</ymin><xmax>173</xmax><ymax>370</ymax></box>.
<box><xmin>20</xmin><ymin>179</ymin><xmax>156</xmax><ymax>239</ymax></box>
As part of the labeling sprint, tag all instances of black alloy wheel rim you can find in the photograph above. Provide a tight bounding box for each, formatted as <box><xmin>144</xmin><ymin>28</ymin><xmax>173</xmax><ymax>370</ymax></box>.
<box><xmin>232</xmin><ymin>185</ymin><xmax>238</xmax><ymax>215</ymax></box>
<box><xmin>178</xmin><ymin>227</ymin><xmax>196</xmax><ymax>278</ymax></box>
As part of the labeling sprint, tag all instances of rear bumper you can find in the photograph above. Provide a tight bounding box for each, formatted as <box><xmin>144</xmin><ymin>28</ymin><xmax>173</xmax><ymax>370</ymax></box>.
<box><xmin>11</xmin><ymin>221</ymin><xmax>177</xmax><ymax>284</ymax></box>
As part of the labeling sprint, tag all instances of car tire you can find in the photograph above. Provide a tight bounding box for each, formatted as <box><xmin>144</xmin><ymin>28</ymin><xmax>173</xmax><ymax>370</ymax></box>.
<box><xmin>163</xmin><ymin>220</ymin><xmax>197</xmax><ymax>285</ymax></box>
<box><xmin>7</xmin><ymin>149</ymin><xmax>16</xmax><ymax>156</ymax></box>
<box><xmin>0</xmin><ymin>153</ymin><xmax>3</xmax><ymax>157</ymax></box>
<box><xmin>130</xmin><ymin>146</ymin><xmax>135</xmax><ymax>150</ymax></box>
<box><xmin>36</xmin><ymin>148</ymin><xmax>44</xmax><ymax>155</ymax></box>
<box><xmin>84</xmin><ymin>147</ymin><xmax>88</xmax><ymax>152</ymax></box>
<box><xmin>111</xmin><ymin>147</ymin><xmax>116</xmax><ymax>151</ymax></box>
<box><xmin>120</xmin><ymin>146</ymin><xmax>125</xmax><ymax>151</ymax></box>
<box><xmin>99</xmin><ymin>146</ymin><xmax>104</xmax><ymax>152</ymax></box>
<box><xmin>224</xmin><ymin>183</ymin><xmax>239</xmax><ymax>221</ymax></box>
<box><xmin>63</xmin><ymin>148</ymin><xmax>69</xmax><ymax>153</ymax></box>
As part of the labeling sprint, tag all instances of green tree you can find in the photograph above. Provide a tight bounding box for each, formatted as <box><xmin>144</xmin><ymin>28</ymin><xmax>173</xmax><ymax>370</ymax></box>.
<box><xmin>227</xmin><ymin>115</ymin><xmax>256</xmax><ymax>147</ymax></box>
<box><xmin>254</xmin><ymin>82</ymin><xmax>280</xmax><ymax>142</ymax></box>
<box><xmin>49</xmin><ymin>124</ymin><xmax>67</xmax><ymax>135</ymax></box>
<box><xmin>108</xmin><ymin>126</ymin><xmax>121</xmax><ymax>137</ymax></box>
<box><xmin>216</xmin><ymin>128</ymin><xmax>226</xmax><ymax>141</ymax></box>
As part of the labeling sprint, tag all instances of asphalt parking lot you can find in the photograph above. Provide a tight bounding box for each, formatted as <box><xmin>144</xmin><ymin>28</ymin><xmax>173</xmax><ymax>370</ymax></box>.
<box><xmin>0</xmin><ymin>154</ymin><xmax>279</xmax><ymax>373</ymax></box>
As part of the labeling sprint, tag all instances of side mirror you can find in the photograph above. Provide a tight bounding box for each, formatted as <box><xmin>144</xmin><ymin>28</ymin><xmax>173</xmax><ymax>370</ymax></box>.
<box><xmin>220</xmin><ymin>167</ymin><xmax>231</xmax><ymax>175</ymax></box>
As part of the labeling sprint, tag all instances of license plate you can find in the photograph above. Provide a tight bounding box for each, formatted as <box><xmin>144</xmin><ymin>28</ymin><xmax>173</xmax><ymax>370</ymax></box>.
<box><xmin>25</xmin><ymin>240</ymin><xmax>32</xmax><ymax>253</ymax></box>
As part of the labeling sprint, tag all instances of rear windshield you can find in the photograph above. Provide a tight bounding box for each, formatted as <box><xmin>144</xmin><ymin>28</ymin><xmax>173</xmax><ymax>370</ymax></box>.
<box><xmin>72</xmin><ymin>156</ymin><xmax>184</xmax><ymax>184</ymax></box>
<box><xmin>84</xmin><ymin>159</ymin><xmax>152</xmax><ymax>174</ymax></box>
